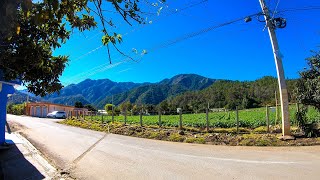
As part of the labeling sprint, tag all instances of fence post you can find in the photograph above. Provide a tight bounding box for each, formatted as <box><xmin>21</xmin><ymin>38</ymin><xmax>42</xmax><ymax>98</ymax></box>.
<box><xmin>83</xmin><ymin>111</ymin><xmax>85</xmax><ymax>120</ymax></box>
<box><xmin>124</xmin><ymin>108</ymin><xmax>127</xmax><ymax>125</ymax></box>
<box><xmin>101</xmin><ymin>113</ymin><xmax>104</xmax><ymax>124</ymax></box>
<box><xmin>90</xmin><ymin>111</ymin><xmax>92</xmax><ymax>121</ymax></box>
<box><xmin>158</xmin><ymin>110</ymin><xmax>162</xmax><ymax>127</ymax></box>
<box><xmin>266</xmin><ymin>105</ymin><xmax>270</xmax><ymax>133</ymax></box>
<box><xmin>179</xmin><ymin>110</ymin><xmax>183</xmax><ymax>130</ymax></box>
<box><xmin>206</xmin><ymin>108</ymin><xmax>209</xmax><ymax>132</ymax></box>
<box><xmin>296</xmin><ymin>103</ymin><xmax>300</xmax><ymax>126</ymax></box>
<box><xmin>112</xmin><ymin>106</ymin><xmax>114</xmax><ymax>123</ymax></box>
<box><xmin>140</xmin><ymin>110</ymin><xmax>143</xmax><ymax>127</ymax></box>
<box><xmin>236</xmin><ymin>106</ymin><xmax>239</xmax><ymax>134</ymax></box>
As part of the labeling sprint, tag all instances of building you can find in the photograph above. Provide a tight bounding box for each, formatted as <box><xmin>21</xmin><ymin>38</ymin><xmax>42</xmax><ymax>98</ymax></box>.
<box><xmin>26</xmin><ymin>102</ymin><xmax>88</xmax><ymax>118</ymax></box>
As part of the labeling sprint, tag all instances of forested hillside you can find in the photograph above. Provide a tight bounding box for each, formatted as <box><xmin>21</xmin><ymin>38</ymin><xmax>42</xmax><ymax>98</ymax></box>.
<box><xmin>158</xmin><ymin>76</ymin><xmax>297</xmax><ymax>112</ymax></box>
<box><xmin>97</xmin><ymin>74</ymin><xmax>216</xmax><ymax>108</ymax></box>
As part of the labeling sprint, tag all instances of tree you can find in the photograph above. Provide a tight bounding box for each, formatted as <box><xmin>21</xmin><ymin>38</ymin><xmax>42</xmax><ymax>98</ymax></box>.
<box><xmin>0</xmin><ymin>0</ymin><xmax>163</xmax><ymax>96</ymax></box>
<box><xmin>74</xmin><ymin>101</ymin><xmax>84</xmax><ymax>108</ymax></box>
<box><xmin>295</xmin><ymin>51</ymin><xmax>320</xmax><ymax>111</ymax></box>
<box><xmin>104</xmin><ymin>104</ymin><xmax>113</xmax><ymax>111</ymax></box>
<box><xmin>119</xmin><ymin>101</ymin><xmax>132</xmax><ymax>112</ymax></box>
<box><xmin>158</xmin><ymin>100</ymin><xmax>169</xmax><ymax>114</ymax></box>
<box><xmin>84</xmin><ymin>104</ymin><xmax>97</xmax><ymax>112</ymax></box>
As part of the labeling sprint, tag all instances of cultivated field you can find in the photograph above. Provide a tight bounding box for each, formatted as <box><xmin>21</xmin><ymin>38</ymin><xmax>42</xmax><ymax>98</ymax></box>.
<box><xmin>83</xmin><ymin>105</ymin><xmax>320</xmax><ymax>129</ymax></box>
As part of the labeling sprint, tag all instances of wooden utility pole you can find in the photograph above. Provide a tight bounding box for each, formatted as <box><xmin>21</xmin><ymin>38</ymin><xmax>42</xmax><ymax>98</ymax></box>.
<box><xmin>259</xmin><ymin>0</ymin><xmax>291</xmax><ymax>138</ymax></box>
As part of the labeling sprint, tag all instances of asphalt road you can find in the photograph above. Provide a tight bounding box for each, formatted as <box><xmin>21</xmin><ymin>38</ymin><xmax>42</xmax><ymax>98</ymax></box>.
<box><xmin>7</xmin><ymin>115</ymin><xmax>320</xmax><ymax>180</ymax></box>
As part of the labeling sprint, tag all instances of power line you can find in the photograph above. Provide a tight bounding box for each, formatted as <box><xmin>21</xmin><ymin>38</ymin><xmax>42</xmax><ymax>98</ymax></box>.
<box><xmin>148</xmin><ymin>12</ymin><xmax>262</xmax><ymax>53</ymax></box>
<box><xmin>64</xmin><ymin>13</ymin><xmax>260</xmax><ymax>84</ymax></box>
<box><xmin>271</xmin><ymin>0</ymin><xmax>280</xmax><ymax>19</ymax></box>
<box><xmin>63</xmin><ymin>51</ymin><xmax>146</xmax><ymax>85</ymax></box>
<box><xmin>277</xmin><ymin>6</ymin><xmax>320</xmax><ymax>13</ymax></box>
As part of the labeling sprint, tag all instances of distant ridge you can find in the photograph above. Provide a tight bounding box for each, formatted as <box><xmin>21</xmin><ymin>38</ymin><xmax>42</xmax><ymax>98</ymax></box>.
<box><xmin>9</xmin><ymin>74</ymin><xmax>216</xmax><ymax>109</ymax></box>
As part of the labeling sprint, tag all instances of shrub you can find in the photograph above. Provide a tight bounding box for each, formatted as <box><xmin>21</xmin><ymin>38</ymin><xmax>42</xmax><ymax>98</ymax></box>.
<box><xmin>253</xmin><ymin>126</ymin><xmax>267</xmax><ymax>133</ymax></box>
<box><xmin>7</xmin><ymin>103</ymin><xmax>26</xmax><ymax>115</ymax></box>
<box><xmin>169</xmin><ymin>133</ymin><xmax>185</xmax><ymax>142</ymax></box>
<box><xmin>186</xmin><ymin>137</ymin><xmax>206</xmax><ymax>144</ymax></box>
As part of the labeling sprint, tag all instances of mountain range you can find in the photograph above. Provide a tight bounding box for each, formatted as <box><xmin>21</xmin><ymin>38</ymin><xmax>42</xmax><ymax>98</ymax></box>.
<box><xmin>9</xmin><ymin>74</ymin><xmax>216</xmax><ymax>109</ymax></box>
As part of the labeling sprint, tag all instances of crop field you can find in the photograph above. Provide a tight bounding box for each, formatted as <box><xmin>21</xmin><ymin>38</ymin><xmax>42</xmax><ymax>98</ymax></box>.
<box><xmin>83</xmin><ymin>105</ymin><xmax>320</xmax><ymax>128</ymax></box>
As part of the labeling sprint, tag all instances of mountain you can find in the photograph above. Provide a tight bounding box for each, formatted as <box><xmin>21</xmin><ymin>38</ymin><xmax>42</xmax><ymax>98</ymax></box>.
<box><xmin>43</xmin><ymin>78</ymin><xmax>142</xmax><ymax>106</ymax></box>
<box><xmin>8</xmin><ymin>90</ymin><xmax>41</xmax><ymax>104</ymax></box>
<box><xmin>8</xmin><ymin>74</ymin><xmax>216</xmax><ymax>109</ymax></box>
<box><xmin>96</xmin><ymin>74</ymin><xmax>216</xmax><ymax>108</ymax></box>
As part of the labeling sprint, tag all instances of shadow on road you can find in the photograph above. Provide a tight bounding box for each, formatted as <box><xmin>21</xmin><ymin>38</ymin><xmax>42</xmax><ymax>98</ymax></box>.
<box><xmin>0</xmin><ymin>144</ymin><xmax>45</xmax><ymax>180</ymax></box>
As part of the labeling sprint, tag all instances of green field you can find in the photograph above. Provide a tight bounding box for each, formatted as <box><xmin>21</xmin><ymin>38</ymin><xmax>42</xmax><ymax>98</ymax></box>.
<box><xmin>83</xmin><ymin>105</ymin><xmax>320</xmax><ymax>128</ymax></box>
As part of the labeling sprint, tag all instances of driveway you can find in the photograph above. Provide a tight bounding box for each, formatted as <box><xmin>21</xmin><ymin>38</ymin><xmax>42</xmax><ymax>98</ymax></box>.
<box><xmin>7</xmin><ymin>115</ymin><xmax>320</xmax><ymax>180</ymax></box>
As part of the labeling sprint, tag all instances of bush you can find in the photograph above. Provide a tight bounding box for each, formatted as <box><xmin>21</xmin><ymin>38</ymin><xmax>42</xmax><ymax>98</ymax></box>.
<box><xmin>186</xmin><ymin>137</ymin><xmax>206</xmax><ymax>144</ymax></box>
<box><xmin>169</xmin><ymin>133</ymin><xmax>185</xmax><ymax>142</ymax></box>
<box><xmin>295</xmin><ymin>106</ymin><xmax>320</xmax><ymax>137</ymax></box>
<box><xmin>7</xmin><ymin>103</ymin><xmax>26</xmax><ymax>115</ymax></box>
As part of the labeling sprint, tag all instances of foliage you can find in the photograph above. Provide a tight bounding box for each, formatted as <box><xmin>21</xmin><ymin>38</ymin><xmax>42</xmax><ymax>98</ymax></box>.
<box><xmin>74</xmin><ymin>101</ymin><xmax>84</xmax><ymax>108</ymax></box>
<box><xmin>0</xmin><ymin>0</ymin><xmax>97</xmax><ymax>96</ymax></box>
<box><xmin>7</xmin><ymin>103</ymin><xmax>26</xmax><ymax>115</ymax></box>
<box><xmin>60</xmin><ymin>119</ymin><xmax>320</xmax><ymax>146</ymax></box>
<box><xmin>168</xmin><ymin>133</ymin><xmax>185</xmax><ymax>142</ymax></box>
<box><xmin>165</xmin><ymin>76</ymin><xmax>297</xmax><ymax>112</ymax></box>
<box><xmin>295</xmin><ymin>51</ymin><xmax>320</xmax><ymax>111</ymax></box>
<box><xmin>119</xmin><ymin>101</ymin><xmax>133</xmax><ymax>112</ymax></box>
<box><xmin>0</xmin><ymin>0</ymin><xmax>155</xmax><ymax>96</ymax></box>
<box><xmin>296</xmin><ymin>105</ymin><xmax>320</xmax><ymax>137</ymax></box>
<box><xmin>104</xmin><ymin>104</ymin><xmax>114</xmax><ymax>111</ymax></box>
<box><xmin>84</xmin><ymin>104</ymin><xmax>97</xmax><ymax>112</ymax></box>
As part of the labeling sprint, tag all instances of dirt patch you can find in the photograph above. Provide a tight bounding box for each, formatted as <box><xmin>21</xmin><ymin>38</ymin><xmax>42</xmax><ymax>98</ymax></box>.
<box><xmin>60</xmin><ymin>119</ymin><xmax>320</xmax><ymax>146</ymax></box>
<box><xmin>6</xmin><ymin>121</ymin><xmax>26</xmax><ymax>132</ymax></box>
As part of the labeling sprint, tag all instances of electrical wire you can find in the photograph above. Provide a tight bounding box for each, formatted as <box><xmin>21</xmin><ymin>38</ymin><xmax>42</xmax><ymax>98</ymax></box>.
<box><xmin>64</xmin><ymin>12</ymin><xmax>259</xmax><ymax>85</ymax></box>
<box><xmin>148</xmin><ymin>12</ymin><xmax>262</xmax><ymax>53</ymax></box>
<box><xmin>271</xmin><ymin>0</ymin><xmax>280</xmax><ymax>19</ymax></box>
<box><xmin>277</xmin><ymin>6</ymin><xmax>320</xmax><ymax>13</ymax></box>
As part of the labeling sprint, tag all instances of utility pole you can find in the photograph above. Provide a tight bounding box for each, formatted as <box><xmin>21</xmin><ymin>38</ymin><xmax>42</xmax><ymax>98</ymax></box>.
<box><xmin>259</xmin><ymin>0</ymin><xmax>292</xmax><ymax>138</ymax></box>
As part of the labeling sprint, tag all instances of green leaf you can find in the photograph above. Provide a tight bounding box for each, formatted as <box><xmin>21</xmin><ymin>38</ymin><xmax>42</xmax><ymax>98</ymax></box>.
<box><xmin>102</xmin><ymin>35</ymin><xmax>110</xmax><ymax>45</ymax></box>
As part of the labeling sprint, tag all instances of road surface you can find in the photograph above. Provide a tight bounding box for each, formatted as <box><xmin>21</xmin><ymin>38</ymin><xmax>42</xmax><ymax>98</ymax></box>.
<box><xmin>7</xmin><ymin>115</ymin><xmax>320</xmax><ymax>180</ymax></box>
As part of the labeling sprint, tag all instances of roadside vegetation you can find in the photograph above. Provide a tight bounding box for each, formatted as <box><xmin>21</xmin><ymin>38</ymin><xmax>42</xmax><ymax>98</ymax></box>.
<box><xmin>7</xmin><ymin>103</ymin><xmax>26</xmax><ymax>115</ymax></box>
<box><xmin>60</xmin><ymin>119</ymin><xmax>320</xmax><ymax>146</ymax></box>
<box><xmin>73</xmin><ymin>105</ymin><xmax>320</xmax><ymax>129</ymax></box>
<box><xmin>59</xmin><ymin>105</ymin><xmax>320</xmax><ymax>146</ymax></box>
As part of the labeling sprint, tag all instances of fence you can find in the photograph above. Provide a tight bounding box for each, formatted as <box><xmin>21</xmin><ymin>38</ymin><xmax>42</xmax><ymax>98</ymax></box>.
<box><xmin>68</xmin><ymin>104</ymin><xmax>320</xmax><ymax>132</ymax></box>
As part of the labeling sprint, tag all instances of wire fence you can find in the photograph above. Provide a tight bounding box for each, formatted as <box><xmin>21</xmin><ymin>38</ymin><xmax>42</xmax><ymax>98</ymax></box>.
<box><xmin>68</xmin><ymin>104</ymin><xmax>320</xmax><ymax>132</ymax></box>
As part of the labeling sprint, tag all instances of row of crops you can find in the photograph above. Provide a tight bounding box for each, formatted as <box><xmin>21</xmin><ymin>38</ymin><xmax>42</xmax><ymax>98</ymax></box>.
<box><xmin>79</xmin><ymin>105</ymin><xmax>320</xmax><ymax>128</ymax></box>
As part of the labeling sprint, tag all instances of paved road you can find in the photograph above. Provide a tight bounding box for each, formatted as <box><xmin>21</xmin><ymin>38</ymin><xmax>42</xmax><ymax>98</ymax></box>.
<box><xmin>7</xmin><ymin>115</ymin><xmax>320</xmax><ymax>180</ymax></box>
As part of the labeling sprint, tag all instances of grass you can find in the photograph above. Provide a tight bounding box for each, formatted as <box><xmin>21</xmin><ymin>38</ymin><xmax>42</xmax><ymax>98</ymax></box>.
<box><xmin>84</xmin><ymin>105</ymin><xmax>320</xmax><ymax>129</ymax></box>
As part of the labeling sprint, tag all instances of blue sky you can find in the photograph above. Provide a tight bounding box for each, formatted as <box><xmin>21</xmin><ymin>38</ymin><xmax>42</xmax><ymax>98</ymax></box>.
<box><xmin>53</xmin><ymin>0</ymin><xmax>320</xmax><ymax>85</ymax></box>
